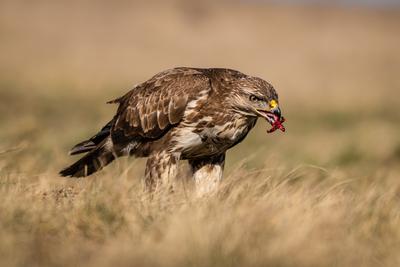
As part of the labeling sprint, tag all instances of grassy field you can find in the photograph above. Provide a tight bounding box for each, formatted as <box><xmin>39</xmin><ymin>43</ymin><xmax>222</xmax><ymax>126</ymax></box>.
<box><xmin>1</xmin><ymin>1</ymin><xmax>400</xmax><ymax>266</ymax></box>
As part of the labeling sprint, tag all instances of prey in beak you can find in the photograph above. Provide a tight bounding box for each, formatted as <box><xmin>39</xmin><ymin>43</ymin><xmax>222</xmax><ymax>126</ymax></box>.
<box><xmin>256</xmin><ymin>100</ymin><xmax>286</xmax><ymax>133</ymax></box>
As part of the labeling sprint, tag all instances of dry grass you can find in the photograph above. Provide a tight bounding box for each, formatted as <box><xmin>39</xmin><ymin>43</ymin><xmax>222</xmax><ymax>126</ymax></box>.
<box><xmin>1</xmin><ymin>1</ymin><xmax>400</xmax><ymax>266</ymax></box>
<box><xmin>1</xmin><ymin>164</ymin><xmax>400</xmax><ymax>267</ymax></box>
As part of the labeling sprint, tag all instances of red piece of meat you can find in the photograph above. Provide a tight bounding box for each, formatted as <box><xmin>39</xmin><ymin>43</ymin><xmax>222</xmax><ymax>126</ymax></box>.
<box><xmin>267</xmin><ymin>117</ymin><xmax>286</xmax><ymax>133</ymax></box>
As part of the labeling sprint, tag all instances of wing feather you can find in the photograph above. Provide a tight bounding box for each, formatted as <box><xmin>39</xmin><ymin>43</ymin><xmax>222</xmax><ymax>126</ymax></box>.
<box><xmin>168</xmin><ymin>94</ymin><xmax>188</xmax><ymax>124</ymax></box>
<box><xmin>157</xmin><ymin>96</ymin><xmax>170</xmax><ymax>130</ymax></box>
<box><xmin>111</xmin><ymin>68</ymin><xmax>209</xmax><ymax>140</ymax></box>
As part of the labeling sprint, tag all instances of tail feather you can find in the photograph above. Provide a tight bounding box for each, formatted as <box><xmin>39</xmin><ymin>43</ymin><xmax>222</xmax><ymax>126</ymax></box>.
<box><xmin>60</xmin><ymin>138</ymin><xmax>115</xmax><ymax>177</ymax></box>
<box><xmin>69</xmin><ymin>140</ymin><xmax>97</xmax><ymax>156</ymax></box>
<box><xmin>69</xmin><ymin>120</ymin><xmax>113</xmax><ymax>156</ymax></box>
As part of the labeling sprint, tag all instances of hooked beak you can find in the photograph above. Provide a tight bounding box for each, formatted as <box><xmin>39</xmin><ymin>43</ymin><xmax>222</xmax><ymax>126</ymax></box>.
<box><xmin>255</xmin><ymin>103</ymin><xmax>282</xmax><ymax>125</ymax></box>
<box><xmin>256</xmin><ymin>108</ymin><xmax>279</xmax><ymax>124</ymax></box>
<box><xmin>271</xmin><ymin>106</ymin><xmax>281</xmax><ymax>118</ymax></box>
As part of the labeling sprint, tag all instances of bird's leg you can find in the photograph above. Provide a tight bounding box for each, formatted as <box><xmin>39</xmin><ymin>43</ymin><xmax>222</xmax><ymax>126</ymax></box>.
<box><xmin>144</xmin><ymin>151</ymin><xmax>180</xmax><ymax>193</ymax></box>
<box><xmin>188</xmin><ymin>153</ymin><xmax>225</xmax><ymax>197</ymax></box>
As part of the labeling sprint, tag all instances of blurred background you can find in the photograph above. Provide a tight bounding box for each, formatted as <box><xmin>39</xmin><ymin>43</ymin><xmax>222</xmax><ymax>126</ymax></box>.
<box><xmin>1</xmin><ymin>1</ymin><xmax>400</xmax><ymax>267</ymax></box>
<box><xmin>0</xmin><ymin>0</ymin><xmax>399</xmax><ymax>175</ymax></box>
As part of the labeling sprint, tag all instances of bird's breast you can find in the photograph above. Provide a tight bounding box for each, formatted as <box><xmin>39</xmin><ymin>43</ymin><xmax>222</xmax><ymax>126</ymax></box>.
<box><xmin>204</xmin><ymin>118</ymin><xmax>255</xmax><ymax>145</ymax></box>
<box><xmin>174</xmin><ymin>116</ymin><xmax>256</xmax><ymax>158</ymax></box>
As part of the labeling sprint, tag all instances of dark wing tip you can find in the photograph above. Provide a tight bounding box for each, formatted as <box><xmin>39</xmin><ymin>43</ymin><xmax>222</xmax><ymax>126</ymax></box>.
<box><xmin>68</xmin><ymin>141</ymin><xmax>96</xmax><ymax>156</ymax></box>
<box><xmin>59</xmin><ymin>166</ymin><xmax>85</xmax><ymax>178</ymax></box>
<box><xmin>59</xmin><ymin>167</ymin><xmax>73</xmax><ymax>177</ymax></box>
<box><xmin>68</xmin><ymin>146</ymin><xmax>93</xmax><ymax>156</ymax></box>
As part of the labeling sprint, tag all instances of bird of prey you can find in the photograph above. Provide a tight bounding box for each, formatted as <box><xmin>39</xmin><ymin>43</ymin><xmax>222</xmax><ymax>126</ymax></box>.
<box><xmin>60</xmin><ymin>67</ymin><xmax>285</xmax><ymax>193</ymax></box>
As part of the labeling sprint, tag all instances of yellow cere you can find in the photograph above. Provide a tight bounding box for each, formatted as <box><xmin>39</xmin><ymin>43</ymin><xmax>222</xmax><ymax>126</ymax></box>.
<box><xmin>269</xmin><ymin>100</ymin><xmax>278</xmax><ymax>109</ymax></box>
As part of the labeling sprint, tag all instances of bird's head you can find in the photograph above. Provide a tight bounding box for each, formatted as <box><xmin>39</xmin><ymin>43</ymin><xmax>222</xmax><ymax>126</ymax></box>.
<box><xmin>230</xmin><ymin>76</ymin><xmax>286</xmax><ymax>133</ymax></box>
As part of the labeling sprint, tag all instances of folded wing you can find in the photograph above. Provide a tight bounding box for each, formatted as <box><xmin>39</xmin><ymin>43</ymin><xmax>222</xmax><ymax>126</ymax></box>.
<box><xmin>110</xmin><ymin>68</ymin><xmax>209</xmax><ymax>141</ymax></box>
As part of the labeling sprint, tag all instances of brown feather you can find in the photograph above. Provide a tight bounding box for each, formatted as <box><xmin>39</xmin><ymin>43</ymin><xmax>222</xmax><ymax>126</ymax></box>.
<box><xmin>61</xmin><ymin>67</ymin><xmax>280</xmax><ymax>189</ymax></box>
<box><xmin>111</xmin><ymin>67</ymin><xmax>207</xmax><ymax>140</ymax></box>
<box><xmin>168</xmin><ymin>95</ymin><xmax>188</xmax><ymax>124</ymax></box>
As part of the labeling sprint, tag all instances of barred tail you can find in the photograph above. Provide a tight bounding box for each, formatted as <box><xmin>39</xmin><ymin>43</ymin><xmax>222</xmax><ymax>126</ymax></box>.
<box><xmin>69</xmin><ymin>120</ymin><xmax>113</xmax><ymax>155</ymax></box>
<box><xmin>59</xmin><ymin>138</ymin><xmax>115</xmax><ymax>177</ymax></box>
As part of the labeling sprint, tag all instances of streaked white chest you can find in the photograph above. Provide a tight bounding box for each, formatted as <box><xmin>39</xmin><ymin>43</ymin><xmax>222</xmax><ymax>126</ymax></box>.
<box><xmin>173</xmin><ymin>117</ymin><xmax>254</xmax><ymax>155</ymax></box>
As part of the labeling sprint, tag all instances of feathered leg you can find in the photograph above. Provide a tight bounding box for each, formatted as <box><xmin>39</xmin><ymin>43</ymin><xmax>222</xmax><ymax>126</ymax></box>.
<box><xmin>188</xmin><ymin>153</ymin><xmax>225</xmax><ymax>197</ymax></box>
<box><xmin>144</xmin><ymin>151</ymin><xmax>180</xmax><ymax>192</ymax></box>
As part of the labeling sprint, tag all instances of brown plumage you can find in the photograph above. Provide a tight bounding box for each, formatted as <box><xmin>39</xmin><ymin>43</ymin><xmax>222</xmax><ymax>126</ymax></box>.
<box><xmin>60</xmin><ymin>67</ymin><xmax>285</xmax><ymax>193</ymax></box>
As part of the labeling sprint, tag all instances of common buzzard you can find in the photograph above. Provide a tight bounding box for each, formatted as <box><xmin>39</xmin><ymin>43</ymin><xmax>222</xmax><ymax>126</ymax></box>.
<box><xmin>60</xmin><ymin>67</ymin><xmax>285</xmax><ymax>193</ymax></box>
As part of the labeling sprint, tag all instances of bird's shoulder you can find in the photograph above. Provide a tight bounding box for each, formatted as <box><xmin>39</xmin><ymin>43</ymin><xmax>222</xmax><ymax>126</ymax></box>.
<box><xmin>109</xmin><ymin>67</ymin><xmax>212</xmax><ymax>103</ymax></box>
<box><xmin>108</xmin><ymin>67</ymin><xmax>213</xmax><ymax>140</ymax></box>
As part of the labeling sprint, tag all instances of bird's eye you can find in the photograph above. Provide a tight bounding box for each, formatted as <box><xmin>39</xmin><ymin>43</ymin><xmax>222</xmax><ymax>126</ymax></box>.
<box><xmin>249</xmin><ymin>95</ymin><xmax>260</xmax><ymax>102</ymax></box>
